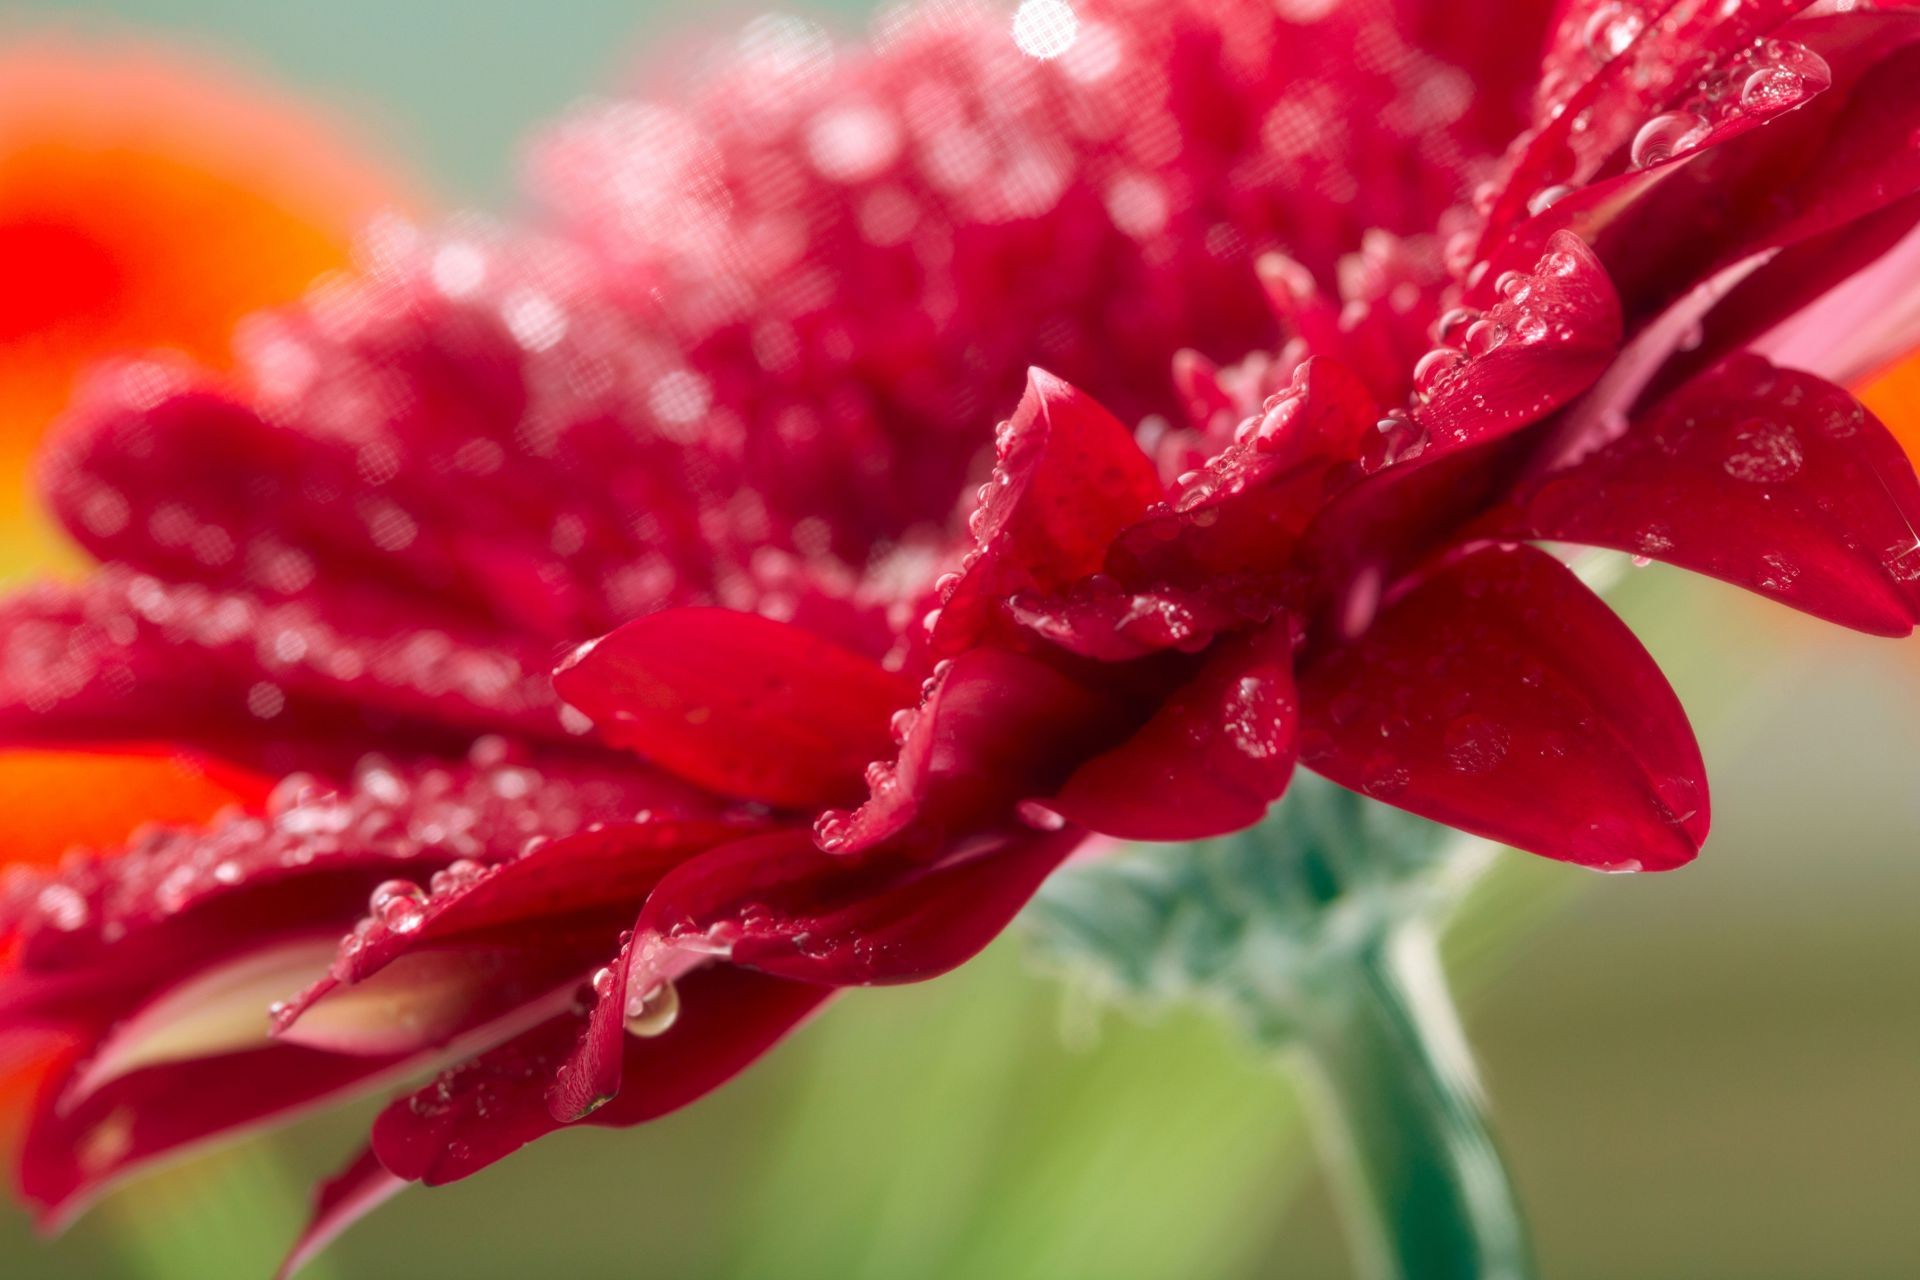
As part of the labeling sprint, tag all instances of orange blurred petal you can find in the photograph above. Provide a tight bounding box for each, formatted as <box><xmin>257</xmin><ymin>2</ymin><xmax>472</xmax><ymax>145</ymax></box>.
<box><xmin>1860</xmin><ymin>352</ymin><xmax>1920</xmax><ymax>463</ymax></box>
<box><xmin>0</xmin><ymin>747</ymin><xmax>269</xmax><ymax>869</ymax></box>
<box><xmin>0</xmin><ymin>32</ymin><xmax>415</xmax><ymax>579</ymax></box>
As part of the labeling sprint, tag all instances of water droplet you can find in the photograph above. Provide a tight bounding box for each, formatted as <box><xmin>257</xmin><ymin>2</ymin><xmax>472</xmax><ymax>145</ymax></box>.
<box><xmin>813</xmin><ymin>809</ymin><xmax>853</xmax><ymax>852</ymax></box>
<box><xmin>1582</xmin><ymin>3</ymin><xmax>1644</xmax><ymax>61</ymax></box>
<box><xmin>624</xmin><ymin>979</ymin><xmax>681</xmax><ymax>1037</ymax></box>
<box><xmin>1463</xmin><ymin>319</ymin><xmax>1507</xmax><ymax>356</ymax></box>
<box><xmin>590</xmin><ymin>966</ymin><xmax>616</xmax><ymax>1000</ymax></box>
<box><xmin>1412</xmin><ymin>348</ymin><xmax>1466</xmax><ymax>397</ymax></box>
<box><xmin>1443</xmin><ymin>714</ymin><xmax>1510</xmax><ymax>774</ymax></box>
<box><xmin>1653</xmin><ymin>775</ymin><xmax>1700</xmax><ymax>824</ymax></box>
<box><xmin>1630</xmin><ymin>111</ymin><xmax>1709</xmax><ymax>168</ymax></box>
<box><xmin>1432</xmin><ymin>306</ymin><xmax>1480</xmax><ymax>346</ymax></box>
<box><xmin>1739</xmin><ymin>65</ymin><xmax>1802</xmax><ymax>113</ymax></box>
<box><xmin>1526</xmin><ymin>184</ymin><xmax>1574</xmax><ymax>216</ymax></box>
<box><xmin>369</xmin><ymin>879</ymin><xmax>426</xmax><ymax>934</ymax></box>
<box><xmin>1015</xmin><ymin>799</ymin><xmax>1068</xmax><ymax>830</ymax></box>
<box><xmin>1360</xmin><ymin>756</ymin><xmax>1410</xmax><ymax>798</ymax></box>
<box><xmin>1757</xmin><ymin>552</ymin><xmax>1801</xmax><ymax>592</ymax></box>
<box><xmin>1723</xmin><ymin>419</ymin><xmax>1803</xmax><ymax>483</ymax></box>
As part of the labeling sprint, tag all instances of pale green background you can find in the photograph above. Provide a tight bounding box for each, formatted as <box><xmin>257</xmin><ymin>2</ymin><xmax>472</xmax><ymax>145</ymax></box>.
<box><xmin>2</xmin><ymin>2</ymin><xmax>1918</xmax><ymax>1276</ymax></box>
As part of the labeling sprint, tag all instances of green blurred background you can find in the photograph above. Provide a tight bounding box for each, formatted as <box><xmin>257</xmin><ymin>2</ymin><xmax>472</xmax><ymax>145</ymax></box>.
<box><xmin>2</xmin><ymin>2</ymin><xmax>1917</xmax><ymax>1276</ymax></box>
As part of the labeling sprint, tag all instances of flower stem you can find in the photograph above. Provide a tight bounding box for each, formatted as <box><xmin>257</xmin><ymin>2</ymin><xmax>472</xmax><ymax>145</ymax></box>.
<box><xmin>1292</xmin><ymin>922</ymin><xmax>1535</xmax><ymax>1280</ymax></box>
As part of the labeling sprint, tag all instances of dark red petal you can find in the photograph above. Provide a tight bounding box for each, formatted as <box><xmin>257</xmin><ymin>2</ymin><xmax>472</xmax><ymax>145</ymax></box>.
<box><xmin>1007</xmin><ymin>578</ymin><xmax>1247</xmax><ymax>662</ymax></box>
<box><xmin>276</xmin><ymin>1146</ymin><xmax>405</xmax><ymax>1280</ymax></box>
<box><xmin>1499</xmin><ymin>357</ymin><xmax>1920</xmax><ymax>635</ymax></box>
<box><xmin>371</xmin><ymin>965</ymin><xmax>828</xmax><ymax>1186</ymax></box>
<box><xmin>1051</xmin><ymin>623</ymin><xmax>1299</xmax><ymax>841</ymax></box>
<box><xmin>930</xmin><ymin>370</ymin><xmax>1162</xmax><ymax>654</ymax></box>
<box><xmin>289</xmin><ymin>818</ymin><xmax>743</xmax><ymax>996</ymax></box>
<box><xmin>1416</xmin><ymin>232</ymin><xmax>1622</xmax><ymax>454</ymax></box>
<box><xmin>18</xmin><ymin>1043</ymin><xmax>407</xmax><ymax>1227</ymax></box>
<box><xmin>1109</xmin><ymin>356</ymin><xmax>1378</xmax><ymax>592</ymax></box>
<box><xmin>626</xmin><ymin>825</ymin><xmax>1084</xmax><ymax>990</ymax></box>
<box><xmin>553</xmin><ymin>607</ymin><xmax>912</xmax><ymax>808</ymax></box>
<box><xmin>1</xmin><ymin>755</ymin><xmax>695</xmax><ymax>1046</ymax></box>
<box><xmin>0</xmin><ymin>569</ymin><xmax>572</xmax><ymax>770</ymax></box>
<box><xmin>820</xmin><ymin>647</ymin><xmax>1120</xmax><ymax>856</ymax></box>
<box><xmin>1299</xmin><ymin>543</ymin><xmax>1707</xmax><ymax>871</ymax></box>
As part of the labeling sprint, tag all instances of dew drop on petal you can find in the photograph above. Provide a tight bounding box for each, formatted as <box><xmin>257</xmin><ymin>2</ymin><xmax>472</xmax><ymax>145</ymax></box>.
<box><xmin>1582</xmin><ymin>3</ymin><xmax>1644</xmax><ymax>61</ymax></box>
<box><xmin>1412</xmin><ymin>347</ymin><xmax>1465</xmax><ymax>397</ymax></box>
<box><xmin>1442</xmin><ymin>713</ymin><xmax>1509</xmax><ymax>774</ymax></box>
<box><xmin>1722</xmin><ymin>419</ymin><xmax>1803</xmax><ymax>483</ymax></box>
<box><xmin>369</xmin><ymin>879</ymin><xmax>426</xmax><ymax>934</ymax></box>
<box><xmin>1740</xmin><ymin>65</ymin><xmax>1803</xmax><ymax>112</ymax></box>
<box><xmin>1630</xmin><ymin>111</ymin><xmax>1709</xmax><ymax>168</ymax></box>
<box><xmin>624</xmin><ymin>979</ymin><xmax>681</xmax><ymax>1037</ymax></box>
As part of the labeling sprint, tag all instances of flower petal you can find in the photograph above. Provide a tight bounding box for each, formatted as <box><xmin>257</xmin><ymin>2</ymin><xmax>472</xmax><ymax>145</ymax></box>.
<box><xmin>1416</xmin><ymin>232</ymin><xmax>1622</xmax><ymax>454</ymax></box>
<box><xmin>1051</xmin><ymin>622</ymin><xmax>1299</xmax><ymax>841</ymax></box>
<box><xmin>1299</xmin><ymin>543</ymin><xmax>1707</xmax><ymax>871</ymax></box>
<box><xmin>276</xmin><ymin>1146</ymin><xmax>406</xmax><ymax>1280</ymax></box>
<box><xmin>622</xmin><ymin>825</ymin><xmax>1084</xmax><ymax>994</ymax></box>
<box><xmin>1499</xmin><ymin>356</ymin><xmax>1920</xmax><ymax>634</ymax></box>
<box><xmin>930</xmin><ymin>369</ymin><xmax>1163</xmax><ymax>655</ymax></box>
<box><xmin>553</xmin><ymin>607</ymin><xmax>912</xmax><ymax>808</ymax></box>
<box><xmin>818</xmin><ymin>647</ymin><xmax>1121</xmax><ymax>856</ymax></box>
<box><xmin>371</xmin><ymin>965</ymin><xmax>828</xmax><ymax>1186</ymax></box>
<box><xmin>62</xmin><ymin>935</ymin><xmax>336</xmax><ymax>1105</ymax></box>
<box><xmin>18</xmin><ymin>1043</ymin><xmax>405</xmax><ymax>1227</ymax></box>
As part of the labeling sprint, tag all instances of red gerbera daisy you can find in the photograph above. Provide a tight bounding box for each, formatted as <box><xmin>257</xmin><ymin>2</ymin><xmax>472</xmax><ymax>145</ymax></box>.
<box><xmin>3</xmin><ymin>0</ymin><xmax>1919</xmax><ymax>1270</ymax></box>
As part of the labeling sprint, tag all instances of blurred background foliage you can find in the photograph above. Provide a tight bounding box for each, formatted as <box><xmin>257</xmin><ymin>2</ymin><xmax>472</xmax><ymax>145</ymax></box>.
<box><xmin>1</xmin><ymin>2</ymin><xmax>1918</xmax><ymax>1276</ymax></box>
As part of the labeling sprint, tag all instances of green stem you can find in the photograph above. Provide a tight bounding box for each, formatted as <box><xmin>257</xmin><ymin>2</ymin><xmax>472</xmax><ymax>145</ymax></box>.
<box><xmin>1292</xmin><ymin>922</ymin><xmax>1535</xmax><ymax>1280</ymax></box>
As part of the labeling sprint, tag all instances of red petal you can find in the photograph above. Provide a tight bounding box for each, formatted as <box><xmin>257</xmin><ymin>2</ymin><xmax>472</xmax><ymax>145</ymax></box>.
<box><xmin>371</xmin><ymin>964</ymin><xmax>828</xmax><ymax>1186</ymax></box>
<box><xmin>1052</xmin><ymin>623</ymin><xmax>1299</xmax><ymax>841</ymax></box>
<box><xmin>1416</xmin><ymin>232</ymin><xmax>1622</xmax><ymax>454</ymax></box>
<box><xmin>1483</xmin><ymin>0</ymin><xmax>1811</xmax><ymax>248</ymax></box>
<box><xmin>623</xmin><ymin>824</ymin><xmax>1085</xmax><ymax>992</ymax></box>
<box><xmin>1299</xmin><ymin>544</ymin><xmax>1707</xmax><ymax>871</ymax></box>
<box><xmin>276</xmin><ymin>1146</ymin><xmax>405</xmax><ymax>1280</ymax></box>
<box><xmin>553</xmin><ymin>607</ymin><xmax>912</xmax><ymax>808</ymax></box>
<box><xmin>18</xmin><ymin>1042</ymin><xmax>406</xmax><ymax>1227</ymax></box>
<box><xmin>1499</xmin><ymin>356</ymin><xmax>1920</xmax><ymax>635</ymax></box>
<box><xmin>819</xmin><ymin>647</ymin><xmax>1120</xmax><ymax>856</ymax></box>
<box><xmin>930</xmin><ymin>370</ymin><xmax>1162</xmax><ymax>654</ymax></box>
<box><xmin>1109</xmin><ymin>356</ymin><xmax>1378</xmax><ymax>591</ymax></box>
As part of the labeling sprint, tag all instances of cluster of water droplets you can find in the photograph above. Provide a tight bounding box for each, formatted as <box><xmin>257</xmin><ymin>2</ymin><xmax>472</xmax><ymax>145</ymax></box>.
<box><xmin>1629</xmin><ymin>37</ymin><xmax>1829</xmax><ymax>169</ymax></box>
<box><xmin>0</xmin><ymin>737</ymin><xmax>677</xmax><ymax>962</ymax></box>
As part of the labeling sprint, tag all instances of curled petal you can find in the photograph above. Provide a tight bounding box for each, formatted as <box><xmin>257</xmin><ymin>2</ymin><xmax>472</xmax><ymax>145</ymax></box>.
<box><xmin>1299</xmin><ymin>543</ymin><xmax>1707</xmax><ymax>871</ymax></box>
<box><xmin>554</xmin><ymin>608</ymin><xmax>911</xmax><ymax>808</ymax></box>
<box><xmin>931</xmin><ymin>369</ymin><xmax>1162</xmax><ymax>654</ymax></box>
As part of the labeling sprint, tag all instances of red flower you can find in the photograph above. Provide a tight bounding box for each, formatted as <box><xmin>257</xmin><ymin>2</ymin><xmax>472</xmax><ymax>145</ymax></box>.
<box><xmin>4</xmin><ymin>0</ymin><xmax>1920</xmax><ymax>1266</ymax></box>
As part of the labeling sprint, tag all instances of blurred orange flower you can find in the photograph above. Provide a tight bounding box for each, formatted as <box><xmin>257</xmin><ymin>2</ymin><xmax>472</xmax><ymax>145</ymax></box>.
<box><xmin>0</xmin><ymin>30</ymin><xmax>408</xmax><ymax>1106</ymax></box>
<box><xmin>0</xmin><ymin>31</ymin><xmax>412</xmax><ymax>578</ymax></box>
<box><xmin>1861</xmin><ymin>355</ymin><xmax>1920</xmax><ymax>461</ymax></box>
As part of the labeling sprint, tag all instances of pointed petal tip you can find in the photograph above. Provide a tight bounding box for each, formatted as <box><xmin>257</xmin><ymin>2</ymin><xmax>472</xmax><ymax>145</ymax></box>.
<box><xmin>1024</xmin><ymin>365</ymin><xmax>1072</xmax><ymax>398</ymax></box>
